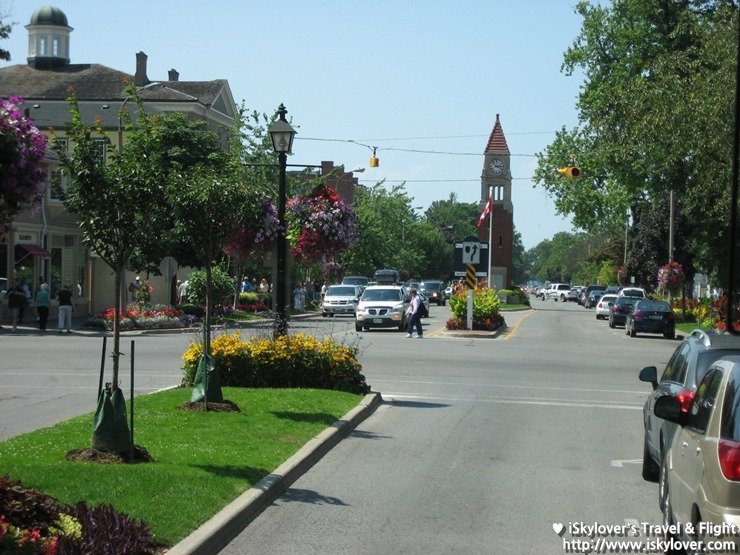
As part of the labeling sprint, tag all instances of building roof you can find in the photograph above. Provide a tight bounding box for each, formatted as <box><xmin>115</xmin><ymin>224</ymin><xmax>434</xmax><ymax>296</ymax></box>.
<box><xmin>0</xmin><ymin>63</ymin><xmax>229</xmax><ymax>106</ymax></box>
<box><xmin>29</xmin><ymin>5</ymin><xmax>69</xmax><ymax>27</ymax></box>
<box><xmin>485</xmin><ymin>113</ymin><xmax>510</xmax><ymax>154</ymax></box>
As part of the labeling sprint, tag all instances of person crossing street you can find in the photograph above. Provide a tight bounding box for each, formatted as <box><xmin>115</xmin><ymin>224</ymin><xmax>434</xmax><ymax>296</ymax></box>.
<box><xmin>405</xmin><ymin>288</ymin><xmax>423</xmax><ymax>339</ymax></box>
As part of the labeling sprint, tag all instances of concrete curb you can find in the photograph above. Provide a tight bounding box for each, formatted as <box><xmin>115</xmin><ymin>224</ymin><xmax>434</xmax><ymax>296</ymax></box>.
<box><xmin>166</xmin><ymin>391</ymin><xmax>383</xmax><ymax>555</ymax></box>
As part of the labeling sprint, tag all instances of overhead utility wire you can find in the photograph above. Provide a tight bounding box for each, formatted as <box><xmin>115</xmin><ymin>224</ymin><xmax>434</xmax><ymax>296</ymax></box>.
<box><xmin>297</xmin><ymin>136</ymin><xmax>538</xmax><ymax>157</ymax></box>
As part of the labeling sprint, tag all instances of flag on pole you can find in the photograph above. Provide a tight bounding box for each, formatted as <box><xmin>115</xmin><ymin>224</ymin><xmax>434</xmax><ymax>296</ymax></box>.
<box><xmin>477</xmin><ymin>196</ymin><xmax>493</xmax><ymax>228</ymax></box>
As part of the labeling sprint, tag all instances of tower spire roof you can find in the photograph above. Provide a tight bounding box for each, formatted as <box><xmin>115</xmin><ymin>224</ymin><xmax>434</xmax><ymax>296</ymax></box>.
<box><xmin>485</xmin><ymin>113</ymin><xmax>509</xmax><ymax>153</ymax></box>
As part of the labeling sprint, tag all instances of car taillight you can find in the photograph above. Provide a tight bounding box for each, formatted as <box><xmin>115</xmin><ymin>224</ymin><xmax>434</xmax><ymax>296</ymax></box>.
<box><xmin>633</xmin><ymin>310</ymin><xmax>643</xmax><ymax>318</ymax></box>
<box><xmin>719</xmin><ymin>439</ymin><xmax>740</xmax><ymax>481</ymax></box>
<box><xmin>676</xmin><ymin>388</ymin><xmax>695</xmax><ymax>413</ymax></box>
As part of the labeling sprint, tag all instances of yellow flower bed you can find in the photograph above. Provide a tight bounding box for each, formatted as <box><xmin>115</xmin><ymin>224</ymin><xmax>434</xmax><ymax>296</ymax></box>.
<box><xmin>182</xmin><ymin>333</ymin><xmax>368</xmax><ymax>394</ymax></box>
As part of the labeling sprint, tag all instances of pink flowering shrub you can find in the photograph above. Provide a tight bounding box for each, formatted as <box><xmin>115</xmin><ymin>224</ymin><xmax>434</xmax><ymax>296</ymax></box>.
<box><xmin>286</xmin><ymin>186</ymin><xmax>357</xmax><ymax>263</ymax></box>
<box><xmin>657</xmin><ymin>261</ymin><xmax>683</xmax><ymax>296</ymax></box>
<box><xmin>0</xmin><ymin>97</ymin><xmax>48</xmax><ymax>241</ymax></box>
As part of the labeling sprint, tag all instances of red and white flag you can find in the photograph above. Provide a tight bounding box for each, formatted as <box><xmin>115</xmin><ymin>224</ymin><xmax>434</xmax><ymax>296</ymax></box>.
<box><xmin>477</xmin><ymin>196</ymin><xmax>493</xmax><ymax>228</ymax></box>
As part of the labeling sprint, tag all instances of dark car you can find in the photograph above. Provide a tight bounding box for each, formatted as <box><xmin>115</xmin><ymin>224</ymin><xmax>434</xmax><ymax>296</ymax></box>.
<box><xmin>420</xmin><ymin>280</ymin><xmax>446</xmax><ymax>306</ymax></box>
<box><xmin>608</xmin><ymin>296</ymin><xmax>640</xmax><ymax>328</ymax></box>
<box><xmin>583</xmin><ymin>286</ymin><xmax>607</xmax><ymax>309</ymax></box>
<box><xmin>637</xmin><ymin>330</ymin><xmax>740</xmax><ymax>483</ymax></box>
<box><xmin>625</xmin><ymin>299</ymin><xmax>675</xmax><ymax>339</ymax></box>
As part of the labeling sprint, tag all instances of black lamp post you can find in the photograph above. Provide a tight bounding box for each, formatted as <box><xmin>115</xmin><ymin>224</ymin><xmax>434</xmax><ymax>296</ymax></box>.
<box><xmin>268</xmin><ymin>104</ymin><xmax>297</xmax><ymax>336</ymax></box>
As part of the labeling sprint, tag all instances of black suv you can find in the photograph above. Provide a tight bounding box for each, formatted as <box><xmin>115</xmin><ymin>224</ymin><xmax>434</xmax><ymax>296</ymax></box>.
<box><xmin>420</xmin><ymin>280</ymin><xmax>446</xmax><ymax>306</ymax></box>
<box><xmin>638</xmin><ymin>330</ymin><xmax>740</xmax><ymax>484</ymax></box>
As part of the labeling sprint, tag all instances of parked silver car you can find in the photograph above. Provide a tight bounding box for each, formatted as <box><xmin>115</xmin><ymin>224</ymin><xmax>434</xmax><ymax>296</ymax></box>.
<box><xmin>653</xmin><ymin>355</ymin><xmax>740</xmax><ymax>549</ymax></box>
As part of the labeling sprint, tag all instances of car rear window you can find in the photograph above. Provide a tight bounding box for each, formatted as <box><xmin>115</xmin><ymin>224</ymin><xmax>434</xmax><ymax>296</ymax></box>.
<box><xmin>637</xmin><ymin>300</ymin><xmax>671</xmax><ymax>311</ymax></box>
<box><xmin>721</xmin><ymin>365</ymin><xmax>740</xmax><ymax>442</ymax></box>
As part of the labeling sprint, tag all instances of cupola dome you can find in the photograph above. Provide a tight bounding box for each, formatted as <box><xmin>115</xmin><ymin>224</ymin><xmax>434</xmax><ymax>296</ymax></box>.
<box><xmin>26</xmin><ymin>5</ymin><xmax>73</xmax><ymax>70</ymax></box>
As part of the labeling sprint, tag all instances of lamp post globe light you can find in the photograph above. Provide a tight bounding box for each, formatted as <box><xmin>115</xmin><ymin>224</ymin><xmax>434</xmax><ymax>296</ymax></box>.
<box><xmin>268</xmin><ymin>104</ymin><xmax>296</xmax><ymax>336</ymax></box>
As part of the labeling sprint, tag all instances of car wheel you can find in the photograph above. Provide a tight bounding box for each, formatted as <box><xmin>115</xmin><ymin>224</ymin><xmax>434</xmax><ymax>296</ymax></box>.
<box><xmin>664</xmin><ymin>329</ymin><xmax>675</xmax><ymax>340</ymax></box>
<box><xmin>398</xmin><ymin>317</ymin><xmax>405</xmax><ymax>331</ymax></box>
<box><xmin>660</xmin><ymin>461</ymin><xmax>681</xmax><ymax>554</ymax></box>
<box><xmin>659</xmin><ymin>452</ymin><xmax>669</xmax><ymax>511</ymax></box>
<box><xmin>630</xmin><ymin>325</ymin><xmax>637</xmax><ymax>338</ymax></box>
<box><xmin>642</xmin><ymin>434</ymin><xmax>659</xmax><ymax>482</ymax></box>
<box><xmin>560</xmin><ymin>294</ymin><xmax>566</xmax><ymax>302</ymax></box>
<box><xmin>609</xmin><ymin>318</ymin><xmax>615</xmax><ymax>329</ymax></box>
<box><xmin>322</xmin><ymin>312</ymin><xmax>327</xmax><ymax>317</ymax></box>
<box><xmin>355</xmin><ymin>322</ymin><xmax>362</xmax><ymax>332</ymax></box>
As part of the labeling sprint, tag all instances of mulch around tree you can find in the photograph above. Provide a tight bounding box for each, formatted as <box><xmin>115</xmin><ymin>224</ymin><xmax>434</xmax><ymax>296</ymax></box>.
<box><xmin>179</xmin><ymin>400</ymin><xmax>241</xmax><ymax>412</ymax></box>
<box><xmin>65</xmin><ymin>445</ymin><xmax>154</xmax><ymax>464</ymax></box>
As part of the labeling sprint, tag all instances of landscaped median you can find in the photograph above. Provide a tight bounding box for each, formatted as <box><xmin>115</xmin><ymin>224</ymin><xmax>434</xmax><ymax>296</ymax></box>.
<box><xmin>0</xmin><ymin>387</ymin><xmax>377</xmax><ymax>552</ymax></box>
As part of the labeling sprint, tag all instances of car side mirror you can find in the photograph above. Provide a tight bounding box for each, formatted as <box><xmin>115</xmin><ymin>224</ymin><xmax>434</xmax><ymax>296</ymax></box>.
<box><xmin>639</xmin><ymin>366</ymin><xmax>659</xmax><ymax>390</ymax></box>
<box><xmin>653</xmin><ymin>395</ymin><xmax>688</xmax><ymax>426</ymax></box>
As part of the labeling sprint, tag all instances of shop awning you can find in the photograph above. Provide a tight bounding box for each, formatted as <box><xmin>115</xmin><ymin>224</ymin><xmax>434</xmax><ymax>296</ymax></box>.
<box><xmin>18</xmin><ymin>243</ymin><xmax>52</xmax><ymax>258</ymax></box>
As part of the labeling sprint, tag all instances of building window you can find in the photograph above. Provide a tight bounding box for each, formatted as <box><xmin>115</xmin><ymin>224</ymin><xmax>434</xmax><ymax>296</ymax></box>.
<box><xmin>38</xmin><ymin>37</ymin><xmax>46</xmax><ymax>56</ymax></box>
<box><xmin>50</xmin><ymin>169</ymin><xmax>69</xmax><ymax>200</ymax></box>
<box><xmin>94</xmin><ymin>139</ymin><xmax>107</xmax><ymax>162</ymax></box>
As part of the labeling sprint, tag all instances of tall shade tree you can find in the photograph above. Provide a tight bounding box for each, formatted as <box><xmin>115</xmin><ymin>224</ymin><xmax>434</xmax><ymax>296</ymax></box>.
<box><xmin>341</xmin><ymin>183</ymin><xmax>424</xmax><ymax>277</ymax></box>
<box><xmin>0</xmin><ymin>9</ymin><xmax>12</xmax><ymax>62</ymax></box>
<box><xmin>535</xmin><ymin>0</ymin><xmax>738</xmax><ymax>283</ymax></box>
<box><xmin>53</xmin><ymin>93</ymin><xmax>163</xmax><ymax>454</ymax></box>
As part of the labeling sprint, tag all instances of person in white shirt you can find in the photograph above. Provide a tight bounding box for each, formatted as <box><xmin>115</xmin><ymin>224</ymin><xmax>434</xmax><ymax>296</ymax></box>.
<box><xmin>406</xmin><ymin>289</ymin><xmax>423</xmax><ymax>339</ymax></box>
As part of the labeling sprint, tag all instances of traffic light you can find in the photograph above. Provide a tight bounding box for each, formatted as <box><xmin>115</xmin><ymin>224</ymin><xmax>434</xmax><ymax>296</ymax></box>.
<box><xmin>369</xmin><ymin>146</ymin><xmax>379</xmax><ymax>167</ymax></box>
<box><xmin>557</xmin><ymin>165</ymin><xmax>581</xmax><ymax>178</ymax></box>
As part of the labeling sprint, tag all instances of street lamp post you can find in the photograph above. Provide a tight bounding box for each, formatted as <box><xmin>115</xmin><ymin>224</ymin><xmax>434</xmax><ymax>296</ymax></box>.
<box><xmin>268</xmin><ymin>104</ymin><xmax>297</xmax><ymax>337</ymax></box>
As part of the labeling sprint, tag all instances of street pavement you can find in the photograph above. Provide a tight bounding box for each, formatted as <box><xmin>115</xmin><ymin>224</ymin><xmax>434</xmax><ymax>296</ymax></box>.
<box><xmin>0</xmin><ymin>308</ymin><xmax>535</xmax><ymax>553</ymax></box>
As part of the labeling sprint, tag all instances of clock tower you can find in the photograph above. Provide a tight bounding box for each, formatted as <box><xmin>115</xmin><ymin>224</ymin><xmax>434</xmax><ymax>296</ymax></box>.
<box><xmin>478</xmin><ymin>114</ymin><xmax>514</xmax><ymax>288</ymax></box>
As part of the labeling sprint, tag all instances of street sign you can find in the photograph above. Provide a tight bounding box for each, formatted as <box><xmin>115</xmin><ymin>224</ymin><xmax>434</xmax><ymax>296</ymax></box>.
<box><xmin>465</xmin><ymin>264</ymin><xmax>476</xmax><ymax>289</ymax></box>
<box><xmin>453</xmin><ymin>236</ymin><xmax>489</xmax><ymax>277</ymax></box>
<box><xmin>462</xmin><ymin>240</ymin><xmax>481</xmax><ymax>264</ymax></box>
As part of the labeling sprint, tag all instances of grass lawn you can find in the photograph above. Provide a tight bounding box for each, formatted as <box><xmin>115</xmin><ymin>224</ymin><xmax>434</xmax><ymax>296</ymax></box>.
<box><xmin>0</xmin><ymin>387</ymin><xmax>363</xmax><ymax>548</ymax></box>
<box><xmin>676</xmin><ymin>321</ymin><xmax>712</xmax><ymax>335</ymax></box>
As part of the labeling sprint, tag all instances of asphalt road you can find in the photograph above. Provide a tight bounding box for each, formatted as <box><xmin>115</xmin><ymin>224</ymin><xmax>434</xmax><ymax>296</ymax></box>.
<box><xmin>1</xmin><ymin>300</ymin><xmax>682</xmax><ymax>553</ymax></box>
<box><xmin>220</xmin><ymin>298</ymin><xmax>681</xmax><ymax>554</ymax></box>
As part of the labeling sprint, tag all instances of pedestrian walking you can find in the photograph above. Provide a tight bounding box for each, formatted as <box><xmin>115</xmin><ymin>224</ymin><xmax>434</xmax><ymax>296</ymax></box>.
<box><xmin>293</xmin><ymin>283</ymin><xmax>305</xmax><ymax>312</ymax></box>
<box><xmin>57</xmin><ymin>283</ymin><xmax>74</xmax><ymax>333</ymax></box>
<box><xmin>128</xmin><ymin>276</ymin><xmax>142</xmax><ymax>302</ymax></box>
<box><xmin>7</xmin><ymin>280</ymin><xmax>25</xmax><ymax>333</ymax></box>
<box><xmin>178</xmin><ymin>279</ymin><xmax>189</xmax><ymax>305</ymax></box>
<box><xmin>35</xmin><ymin>283</ymin><xmax>50</xmax><ymax>331</ymax></box>
<box><xmin>405</xmin><ymin>289</ymin><xmax>423</xmax><ymax>339</ymax></box>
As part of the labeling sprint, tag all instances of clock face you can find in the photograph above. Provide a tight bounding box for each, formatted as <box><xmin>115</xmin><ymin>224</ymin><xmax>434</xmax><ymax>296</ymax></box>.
<box><xmin>490</xmin><ymin>159</ymin><xmax>504</xmax><ymax>174</ymax></box>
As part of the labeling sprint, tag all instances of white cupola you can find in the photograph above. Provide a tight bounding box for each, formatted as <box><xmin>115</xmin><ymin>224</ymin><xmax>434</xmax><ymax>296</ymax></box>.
<box><xmin>26</xmin><ymin>5</ymin><xmax>73</xmax><ymax>69</ymax></box>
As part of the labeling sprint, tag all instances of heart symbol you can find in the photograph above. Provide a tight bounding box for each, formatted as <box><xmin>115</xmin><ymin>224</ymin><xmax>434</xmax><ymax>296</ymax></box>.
<box><xmin>553</xmin><ymin>523</ymin><xmax>565</xmax><ymax>537</ymax></box>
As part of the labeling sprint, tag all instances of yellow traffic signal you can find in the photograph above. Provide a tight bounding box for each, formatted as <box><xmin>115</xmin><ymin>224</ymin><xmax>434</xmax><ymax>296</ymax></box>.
<box><xmin>557</xmin><ymin>165</ymin><xmax>581</xmax><ymax>178</ymax></box>
<box><xmin>370</xmin><ymin>156</ymin><xmax>379</xmax><ymax>167</ymax></box>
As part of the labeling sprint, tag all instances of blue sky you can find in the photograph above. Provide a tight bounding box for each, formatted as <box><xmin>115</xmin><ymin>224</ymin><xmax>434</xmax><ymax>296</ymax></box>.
<box><xmin>1</xmin><ymin>1</ymin><xmax>586</xmax><ymax>250</ymax></box>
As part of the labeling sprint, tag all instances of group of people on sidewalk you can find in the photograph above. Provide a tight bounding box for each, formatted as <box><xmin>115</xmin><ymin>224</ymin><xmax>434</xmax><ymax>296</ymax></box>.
<box><xmin>4</xmin><ymin>279</ymin><xmax>75</xmax><ymax>334</ymax></box>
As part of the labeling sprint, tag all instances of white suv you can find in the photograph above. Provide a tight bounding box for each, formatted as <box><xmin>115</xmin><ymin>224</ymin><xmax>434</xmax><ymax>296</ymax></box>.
<box><xmin>355</xmin><ymin>285</ymin><xmax>409</xmax><ymax>332</ymax></box>
<box><xmin>545</xmin><ymin>283</ymin><xmax>571</xmax><ymax>302</ymax></box>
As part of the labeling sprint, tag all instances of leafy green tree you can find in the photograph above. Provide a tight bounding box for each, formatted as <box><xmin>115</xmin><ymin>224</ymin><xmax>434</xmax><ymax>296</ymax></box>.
<box><xmin>342</xmin><ymin>183</ymin><xmax>421</xmax><ymax>277</ymax></box>
<box><xmin>535</xmin><ymin>0</ymin><xmax>736</xmax><ymax>283</ymax></box>
<box><xmin>425</xmin><ymin>193</ymin><xmax>479</xmax><ymax>243</ymax></box>
<box><xmin>0</xmin><ymin>10</ymin><xmax>11</xmax><ymax>62</ymax></box>
<box><xmin>54</xmin><ymin>92</ymin><xmax>165</xmax><ymax>454</ymax></box>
